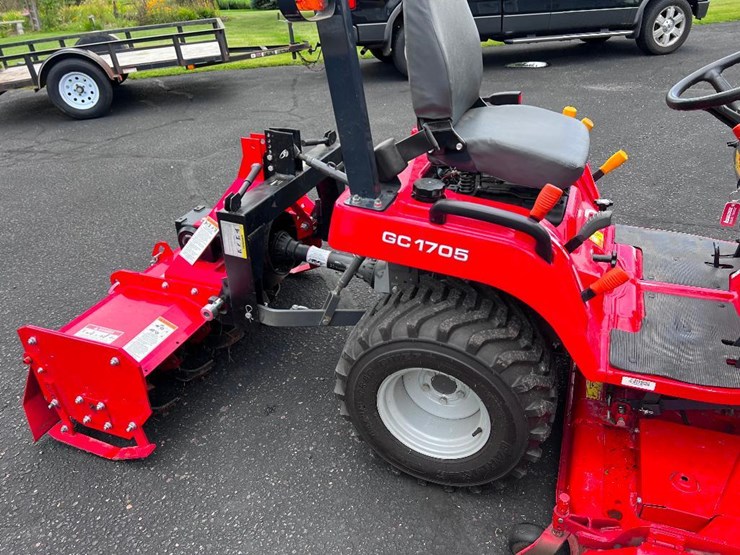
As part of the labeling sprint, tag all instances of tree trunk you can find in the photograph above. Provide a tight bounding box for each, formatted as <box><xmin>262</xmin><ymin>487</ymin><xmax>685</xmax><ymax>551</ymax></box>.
<box><xmin>24</xmin><ymin>0</ymin><xmax>40</xmax><ymax>31</ymax></box>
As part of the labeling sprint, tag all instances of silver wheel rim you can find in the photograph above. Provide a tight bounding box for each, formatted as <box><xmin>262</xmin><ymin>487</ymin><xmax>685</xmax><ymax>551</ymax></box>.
<box><xmin>653</xmin><ymin>5</ymin><xmax>687</xmax><ymax>48</ymax></box>
<box><xmin>377</xmin><ymin>368</ymin><xmax>491</xmax><ymax>460</ymax></box>
<box><xmin>58</xmin><ymin>71</ymin><xmax>100</xmax><ymax>110</ymax></box>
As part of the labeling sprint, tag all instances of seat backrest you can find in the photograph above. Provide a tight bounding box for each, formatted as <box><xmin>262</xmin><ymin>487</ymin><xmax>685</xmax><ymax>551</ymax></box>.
<box><xmin>405</xmin><ymin>0</ymin><xmax>483</xmax><ymax>125</ymax></box>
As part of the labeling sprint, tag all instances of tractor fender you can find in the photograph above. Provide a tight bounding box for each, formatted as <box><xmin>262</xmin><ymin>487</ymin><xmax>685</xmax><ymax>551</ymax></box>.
<box><xmin>327</xmin><ymin>199</ymin><xmax>602</xmax><ymax>378</ymax></box>
<box><xmin>382</xmin><ymin>1</ymin><xmax>403</xmax><ymax>56</ymax></box>
<box><xmin>38</xmin><ymin>48</ymin><xmax>117</xmax><ymax>89</ymax></box>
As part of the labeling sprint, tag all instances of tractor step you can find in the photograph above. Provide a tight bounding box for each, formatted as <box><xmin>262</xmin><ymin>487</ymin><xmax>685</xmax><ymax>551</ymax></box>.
<box><xmin>610</xmin><ymin>292</ymin><xmax>740</xmax><ymax>388</ymax></box>
<box><xmin>552</xmin><ymin>372</ymin><xmax>740</xmax><ymax>552</ymax></box>
<box><xmin>616</xmin><ymin>225</ymin><xmax>740</xmax><ymax>290</ymax></box>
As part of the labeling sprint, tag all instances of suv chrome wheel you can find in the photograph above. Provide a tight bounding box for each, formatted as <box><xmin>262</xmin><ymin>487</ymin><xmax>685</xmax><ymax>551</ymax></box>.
<box><xmin>653</xmin><ymin>5</ymin><xmax>687</xmax><ymax>48</ymax></box>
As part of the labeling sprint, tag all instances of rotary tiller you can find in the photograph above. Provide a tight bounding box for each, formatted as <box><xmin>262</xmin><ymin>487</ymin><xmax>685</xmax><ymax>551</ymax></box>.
<box><xmin>18</xmin><ymin>0</ymin><xmax>740</xmax><ymax>552</ymax></box>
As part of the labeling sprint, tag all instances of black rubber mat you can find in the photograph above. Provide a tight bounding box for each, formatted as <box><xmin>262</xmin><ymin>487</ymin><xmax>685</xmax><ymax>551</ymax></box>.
<box><xmin>616</xmin><ymin>226</ymin><xmax>740</xmax><ymax>290</ymax></box>
<box><xmin>610</xmin><ymin>292</ymin><xmax>740</xmax><ymax>388</ymax></box>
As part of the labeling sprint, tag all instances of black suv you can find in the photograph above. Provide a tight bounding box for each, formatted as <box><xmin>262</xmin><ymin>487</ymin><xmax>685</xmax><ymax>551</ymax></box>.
<box><xmin>352</xmin><ymin>0</ymin><xmax>710</xmax><ymax>75</ymax></box>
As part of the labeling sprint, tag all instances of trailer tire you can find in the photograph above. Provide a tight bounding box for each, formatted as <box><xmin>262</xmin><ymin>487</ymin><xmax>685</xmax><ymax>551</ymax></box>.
<box><xmin>46</xmin><ymin>58</ymin><xmax>113</xmax><ymax>119</ymax></box>
<box><xmin>335</xmin><ymin>276</ymin><xmax>557</xmax><ymax>487</ymax></box>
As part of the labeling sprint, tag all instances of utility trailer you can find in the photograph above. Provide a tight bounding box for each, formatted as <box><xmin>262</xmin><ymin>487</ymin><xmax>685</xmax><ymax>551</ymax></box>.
<box><xmin>0</xmin><ymin>18</ymin><xmax>308</xmax><ymax>119</ymax></box>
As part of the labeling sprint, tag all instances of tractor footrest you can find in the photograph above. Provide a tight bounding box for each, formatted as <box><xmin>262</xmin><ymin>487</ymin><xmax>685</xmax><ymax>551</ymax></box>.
<box><xmin>610</xmin><ymin>292</ymin><xmax>740</xmax><ymax>388</ymax></box>
<box><xmin>616</xmin><ymin>225</ymin><xmax>740</xmax><ymax>290</ymax></box>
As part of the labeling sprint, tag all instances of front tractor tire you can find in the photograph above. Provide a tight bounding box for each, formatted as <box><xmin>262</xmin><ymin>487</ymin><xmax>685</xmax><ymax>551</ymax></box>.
<box><xmin>335</xmin><ymin>277</ymin><xmax>557</xmax><ymax>487</ymax></box>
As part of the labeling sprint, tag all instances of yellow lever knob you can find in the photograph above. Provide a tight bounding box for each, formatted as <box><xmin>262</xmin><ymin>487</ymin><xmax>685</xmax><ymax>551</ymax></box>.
<box><xmin>581</xmin><ymin>118</ymin><xmax>594</xmax><ymax>131</ymax></box>
<box><xmin>562</xmin><ymin>106</ymin><xmax>578</xmax><ymax>118</ymax></box>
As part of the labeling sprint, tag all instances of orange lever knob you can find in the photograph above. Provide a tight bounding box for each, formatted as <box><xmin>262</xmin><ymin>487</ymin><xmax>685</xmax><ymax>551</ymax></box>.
<box><xmin>582</xmin><ymin>267</ymin><xmax>629</xmax><ymax>301</ymax></box>
<box><xmin>530</xmin><ymin>184</ymin><xmax>564</xmax><ymax>222</ymax></box>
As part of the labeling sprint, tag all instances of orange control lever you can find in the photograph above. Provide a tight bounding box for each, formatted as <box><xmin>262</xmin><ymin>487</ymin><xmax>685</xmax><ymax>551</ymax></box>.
<box><xmin>581</xmin><ymin>267</ymin><xmax>629</xmax><ymax>301</ymax></box>
<box><xmin>530</xmin><ymin>184</ymin><xmax>564</xmax><ymax>222</ymax></box>
<box><xmin>593</xmin><ymin>150</ymin><xmax>628</xmax><ymax>181</ymax></box>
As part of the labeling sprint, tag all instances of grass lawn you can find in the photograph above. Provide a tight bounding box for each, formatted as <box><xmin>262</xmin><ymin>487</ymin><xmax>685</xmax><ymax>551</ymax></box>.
<box><xmin>696</xmin><ymin>0</ymin><xmax>740</xmax><ymax>24</ymax></box>
<box><xmin>1</xmin><ymin>1</ymin><xmax>738</xmax><ymax>81</ymax></box>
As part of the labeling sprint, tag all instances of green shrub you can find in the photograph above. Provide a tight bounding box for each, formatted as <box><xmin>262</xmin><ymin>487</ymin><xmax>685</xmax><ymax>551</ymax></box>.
<box><xmin>250</xmin><ymin>0</ymin><xmax>277</xmax><ymax>10</ymax></box>
<box><xmin>216</xmin><ymin>0</ymin><xmax>251</xmax><ymax>9</ymax></box>
<box><xmin>0</xmin><ymin>9</ymin><xmax>24</xmax><ymax>21</ymax></box>
<box><xmin>39</xmin><ymin>0</ymin><xmax>61</xmax><ymax>30</ymax></box>
<box><xmin>59</xmin><ymin>0</ymin><xmax>133</xmax><ymax>31</ymax></box>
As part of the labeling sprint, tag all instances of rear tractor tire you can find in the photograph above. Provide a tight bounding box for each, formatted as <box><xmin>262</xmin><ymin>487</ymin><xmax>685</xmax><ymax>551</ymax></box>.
<box><xmin>335</xmin><ymin>276</ymin><xmax>557</xmax><ymax>488</ymax></box>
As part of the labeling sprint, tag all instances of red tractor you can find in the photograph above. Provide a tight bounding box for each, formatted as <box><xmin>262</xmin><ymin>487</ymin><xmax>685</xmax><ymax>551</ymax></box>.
<box><xmin>18</xmin><ymin>0</ymin><xmax>740</xmax><ymax>552</ymax></box>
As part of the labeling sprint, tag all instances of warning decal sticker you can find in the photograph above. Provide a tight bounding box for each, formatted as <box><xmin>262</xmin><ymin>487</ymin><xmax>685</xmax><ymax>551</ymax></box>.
<box><xmin>180</xmin><ymin>216</ymin><xmax>219</xmax><ymax>266</ymax></box>
<box><xmin>123</xmin><ymin>317</ymin><xmax>178</xmax><ymax>362</ymax></box>
<box><xmin>74</xmin><ymin>324</ymin><xmax>124</xmax><ymax>345</ymax></box>
<box><xmin>221</xmin><ymin>220</ymin><xmax>248</xmax><ymax>259</ymax></box>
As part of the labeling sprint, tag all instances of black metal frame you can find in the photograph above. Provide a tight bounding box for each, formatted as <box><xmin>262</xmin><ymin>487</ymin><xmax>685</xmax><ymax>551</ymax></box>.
<box><xmin>277</xmin><ymin>0</ymin><xmax>383</xmax><ymax>201</ymax></box>
<box><xmin>216</xmin><ymin>138</ymin><xmax>344</xmax><ymax>327</ymax></box>
<box><xmin>0</xmin><ymin>18</ymin><xmax>308</xmax><ymax>91</ymax></box>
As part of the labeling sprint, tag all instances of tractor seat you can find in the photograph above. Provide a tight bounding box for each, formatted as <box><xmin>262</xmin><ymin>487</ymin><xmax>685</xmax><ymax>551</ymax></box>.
<box><xmin>441</xmin><ymin>104</ymin><xmax>590</xmax><ymax>189</ymax></box>
<box><xmin>405</xmin><ymin>0</ymin><xmax>590</xmax><ymax>189</ymax></box>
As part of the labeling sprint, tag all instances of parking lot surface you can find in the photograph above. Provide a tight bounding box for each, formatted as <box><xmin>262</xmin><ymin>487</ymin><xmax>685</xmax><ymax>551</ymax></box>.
<box><xmin>1</xmin><ymin>23</ymin><xmax>739</xmax><ymax>554</ymax></box>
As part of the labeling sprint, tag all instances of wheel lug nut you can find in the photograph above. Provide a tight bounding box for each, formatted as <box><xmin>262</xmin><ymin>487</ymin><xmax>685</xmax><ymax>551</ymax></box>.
<box><xmin>439</xmin><ymin>396</ymin><xmax>448</xmax><ymax>405</ymax></box>
<box><xmin>421</xmin><ymin>383</ymin><xmax>430</xmax><ymax>391</ymax></box>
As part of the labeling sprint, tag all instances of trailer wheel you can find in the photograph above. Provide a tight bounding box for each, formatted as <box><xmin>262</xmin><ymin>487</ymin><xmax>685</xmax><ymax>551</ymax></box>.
<box><xmin>46</xmin><ymin>58</ymin><xmax>113</xmax><ymax>119</ymax></box>
<box><xmin>335</xmin><ymin>277</ymin><xmax>557</xmax><ymax>487</ymax></box>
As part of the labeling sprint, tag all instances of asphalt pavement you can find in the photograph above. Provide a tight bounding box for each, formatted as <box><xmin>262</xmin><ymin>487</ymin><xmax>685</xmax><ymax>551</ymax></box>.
<box><xmin>1</xmin><ymin>22</ymin><xmax>739</xmax><ymax>554</ymax></box>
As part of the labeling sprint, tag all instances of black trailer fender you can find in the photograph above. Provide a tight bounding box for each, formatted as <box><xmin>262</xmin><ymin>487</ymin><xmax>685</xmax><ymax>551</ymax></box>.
<box><xmin>38</xmin><ymin>48</ymin><xmax>117</xmax><ymax>89</ymax></box>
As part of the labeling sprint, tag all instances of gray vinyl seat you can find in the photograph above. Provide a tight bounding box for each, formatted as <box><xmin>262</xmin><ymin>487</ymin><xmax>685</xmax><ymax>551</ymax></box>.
<box><xmin>405</xmin><ymin>0</ymin><xmax>590</xmax><ymax>189</ymax></box>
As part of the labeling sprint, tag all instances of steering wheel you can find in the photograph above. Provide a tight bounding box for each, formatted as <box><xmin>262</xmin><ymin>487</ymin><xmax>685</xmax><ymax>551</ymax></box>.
<box><xmin>666</xmin><ymin>50</ymin><xmax>740</xmax><ymax>127</ymax></box>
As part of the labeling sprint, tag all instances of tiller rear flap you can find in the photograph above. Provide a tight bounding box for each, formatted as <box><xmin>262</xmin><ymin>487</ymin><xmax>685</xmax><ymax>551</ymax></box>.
<box><xmin>18</xmin><ymin>130</ymin><xmax>345</xmax><ymax>460</ymax></box>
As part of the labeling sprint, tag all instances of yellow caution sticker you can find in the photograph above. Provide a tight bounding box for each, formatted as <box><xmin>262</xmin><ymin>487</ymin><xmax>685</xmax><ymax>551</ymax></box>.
<box><xmin>221</xmin><ymin>220</ymin><xmax>248</xmax><ymax>259</ymax></box>
<box><xmin>735</xmin><ymin>149</ymin><xmax>740</xmax><ymax>177</ymax></box>
<box><xmin>585</xmin><ymin>380</ymin><xmax>603</xmax><ymax>400</ymax></box>
<box><xmin>589</xmin><ymin>230</ymin><xmax>605</xmax><ymax>249</ymax></box>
